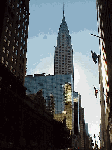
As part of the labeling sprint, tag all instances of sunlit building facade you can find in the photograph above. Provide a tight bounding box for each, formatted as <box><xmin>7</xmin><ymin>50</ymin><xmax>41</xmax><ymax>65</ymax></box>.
<box><xmin>73</xmin><ymin>92</ymin><xmax>79</xmax><ymax>136</ymax></box>
<box><xmin>24</xmin><ymin>73</ymin><xmax>74</xmax><ymax>132</ymax></box>
<box><xmin>96</xmin><ymin>0</ymin><xmax>112</xmax><ymax>149</ymax></box>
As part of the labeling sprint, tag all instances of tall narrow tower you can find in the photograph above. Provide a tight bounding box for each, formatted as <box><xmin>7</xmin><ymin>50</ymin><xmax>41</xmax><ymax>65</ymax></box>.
<box><xmin>54</xmin><ymin>3</ymin><xmax>74</xmax><ymax>81</ymax></box>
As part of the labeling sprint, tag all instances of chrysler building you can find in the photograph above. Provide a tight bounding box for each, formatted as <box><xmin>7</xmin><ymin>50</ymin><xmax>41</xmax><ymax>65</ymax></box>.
<box><xmin>54</xmin><ymin>3</ymin><xmax>74</xmax><ymax>82</ymax></box>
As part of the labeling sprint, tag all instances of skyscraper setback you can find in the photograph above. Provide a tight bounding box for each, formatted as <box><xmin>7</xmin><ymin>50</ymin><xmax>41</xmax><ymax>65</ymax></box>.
<box><xmin>54</xmin><ymin>3</ymin><xmax>74</xmax><ymax>83</ymax></box>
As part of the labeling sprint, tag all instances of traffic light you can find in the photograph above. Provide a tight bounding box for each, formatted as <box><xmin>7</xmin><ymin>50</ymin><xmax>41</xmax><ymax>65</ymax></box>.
<box><xmin>94</xmin><ymin>87</ymin><xmax>98</xmax><ymax>98</ymax></box>
<box><xmin>91</xmin><ymin>50</ymin><xmax>98</xmax><ymax>64</ymax></box>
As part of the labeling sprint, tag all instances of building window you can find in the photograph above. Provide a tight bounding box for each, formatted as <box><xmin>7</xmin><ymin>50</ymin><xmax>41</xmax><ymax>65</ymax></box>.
<box><xmin>22</xmin><ymin>29</ymin><xmax>23</xmax><ymax>34</ymax></box>
<box><xmin>25</xmin><ymin>25</ymin><xmax>26</xmax><ymax>30</ymax></box>
<box><xmin>3</xmin><ymin>47</ymin><xmax>5</xmax><ymax>53</ymax></box>
<box><xmin>21</xmin><ymin>37</ymin><xmax>23</xmax><ymax>42</ymax></box>
<box><xmin>10</xmin><ymin>23</ymin><xmax>12</xmax><ymax>27</ymax></box>
<box><xmin>7</xmin><ymin>17</ymin><xmax>9</xmax><ymax>23</ymax></box>
<box><xmin>15</xmin><ymin>58</ymin><xmax>16</xmax><ymax>64</ymax></box>
<box><xmin>10</xmin><ymin>66</ymin><xmax>13</xmax><ymax>72</ymax></box>
<box><xmin>2</xmin><ymin>57</ymin><xmax>4</xmax><ymax>64</ymax></box>
<box><xmin>19</xmin><ymin>15</ymin><xmax>21</xmax><ymax>20</ymax></box>
<box><xmin>11</xmin><ymin>56</ymin><xmax>13</xmax><ymax>62</ymax></box>
<box><xmin>16</xmin><ymin>41</ymin><xmax>18</xmax><ymax>46</ymax></box>
<box><xmin>20</xmin><ymin>46</ymin><xmax>22</xmax><ymax>50</ymax></box>
<box><xmin>24</xmin><ymin>33</ymin><xmax>25</xmax><ymax>38</ymax></box>
<box><xmin>25</xmin><ymin>18</ymin><xmax>27</xmax><ymax>23</ymax></box>
<box><xmin>18</xmin><ymin>24</ymin><xmax>20</xmax><ymax>28</ymax></box>
<box><xmin>23</xmin><ymin>22</ymin><xmax>24</xmax><ymax>26</ymax></box>
<box><xmin>20</xmin><ymin>8</ymin><xmax>21</xmax><ymax>13</ymax></box>
<box><xmin>15</xmin><ymin>28</ymin><xmax>16</xmax><ymax>33</ymax></box>
<box><xmin>6</xmin><ymin>61</ymin><xmax>8</xmax><ymax>67</ymax></box>
<box><xmin>13</xmin><ymin>46</ymin><xmax>15</xmax><ymax>52</ymax></box>
<box><xmin>16</xmin><ymin>12</ymin><xmax>18</xmax><ymax>16</ymax></box>
<box><xmin>8</xmin><ymin>40</ymin><xmax>10</xmax><ymax>46</ymax></box>
<box><xmin>14</xmin><ymin>37</ymin><xmax>15</xmax><ymax>43</ymax></box>
<box><xmin>4</xmin><ymin>36</ymin><xmax>7</xmax><ymax>42</ymax></box>
<box><xmin>20</xmin><ymin>54</ymin><xmax>21</xmax><ymax>60</ymax></box>
<box><xmin>20</xmin><ymin>1</ymin><xmax>22</xmax><ymax>4</ymax></box>
<box><xmin>6</xmin><ymin>26</ymin><xmax>8</xmax><ymax>32</ymax></box>
<box><xmin>9</xmin><ymin>30</ymin><xmax>11</xmax><ymax>36</ymax></box>
<box><xmin>15</xmin><ymin>50</ymin><xmax>18</xmax><ymax>55</ymax></box>
<box><xmin>23</xmin><ymin>49</ymin><xmax>24</xmax><ymax>54</ymax></box>
<box><xmin>23</xmin><ymin>41</ymin><xmax>25</xmax><ymax>45</ymax></box>
<box><xmin>23</xmin><ymin>14</ymin><xmax>25</xmax><ymax>18</ymax></box>
<box><xmin>17</xmin><ymin>3</ymin><xmax>19</xmax><ymax>8</ymax></box>
<box><xmin>7</xmin><ymin>50</ymin><xmax>9</xmax><ymax>57</ymax></box>
<box><xmin>12</xmin><ymin>4</ymin><xmax>14</xmax><ymax>9</ymax></box>
<box><xmin>17</xmin><ymin>32</ymin><xmax>19</xmax><ymax>37</ymax></box>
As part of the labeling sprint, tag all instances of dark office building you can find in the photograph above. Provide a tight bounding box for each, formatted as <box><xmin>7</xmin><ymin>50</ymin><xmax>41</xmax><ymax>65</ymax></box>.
<box><xmin>0</xmin><ymin>0</ymin><xmax>30</xmax><ymax>85</ymax></box>
<box><xmin>0</xmin><ymin>0</ymin><xmax>30</xmax><ymax>148</ymax></box>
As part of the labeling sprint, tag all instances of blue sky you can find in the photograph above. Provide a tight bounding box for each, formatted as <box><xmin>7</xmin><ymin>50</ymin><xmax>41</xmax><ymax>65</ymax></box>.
<box><xmin>27</xmin><ymin>0</ymin><xmax>100</xmax><ymax>147</ymax></box>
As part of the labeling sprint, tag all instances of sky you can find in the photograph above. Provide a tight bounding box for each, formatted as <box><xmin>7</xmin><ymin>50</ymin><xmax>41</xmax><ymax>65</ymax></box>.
<box><xmin>26</xmin><ymin>0</ymin><xmax>101</xmax><ymax>148</ymax></box>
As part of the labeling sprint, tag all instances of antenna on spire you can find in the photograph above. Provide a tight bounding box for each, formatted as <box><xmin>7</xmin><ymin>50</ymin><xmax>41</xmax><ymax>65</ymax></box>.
<box><xmin>63</xmin><ymin>2</ymin><xmax>64</xmax><ymax>18</ymax></box>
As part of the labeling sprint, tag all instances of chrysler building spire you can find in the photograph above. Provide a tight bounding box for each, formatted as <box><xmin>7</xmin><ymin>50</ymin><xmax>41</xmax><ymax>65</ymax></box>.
<box><xmin>63</xmin><ymin>2</ymin><xmax>64</xmax><ymax>18</ymax></box>
<box><xmin>54</xmin><ymin>3</ymin><xmax>74</xmax><ymax>82</ymax></box>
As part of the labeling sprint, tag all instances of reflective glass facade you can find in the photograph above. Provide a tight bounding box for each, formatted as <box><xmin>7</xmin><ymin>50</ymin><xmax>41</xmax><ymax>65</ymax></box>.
<box><xmin>24</xmin><ymin>74</ymin><xmax>74</xmax><ymax>114</ymax></box>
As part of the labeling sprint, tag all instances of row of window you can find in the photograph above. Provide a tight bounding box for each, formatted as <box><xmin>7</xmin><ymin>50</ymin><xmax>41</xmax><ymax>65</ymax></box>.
<box><xmin>2</xmin><ymin>55</ymin><xmax>17</xmax><ymax>65</ymax></box>
<box><xmin>55</xmin><ymin>66</ymin><xmax>71</xmax><ymax>70</ymax></box>
<box><xmin>6</xmin><ymin>19</ymin><xmax>27</xmax><ymax>35</ymax></box>
<box><xmin>18</xmin><ymin>23</ymin><xmax>27</xmax><ymax>30</ymax></box>
<box><xmin>2</xmin><ymin>56</ymin><xmax>24</xmax><ymax>73</ymax></box>
<box><xmin>19</xmin><ymin>14</ymin><xmax>28</xmax><ymax>22</ymax></box>
<box><xmin>5</xmin><ymin>18</ymin><xmax>26</xmax><ymax>37</ymax></box>
<box><xmin>16</xmin><ymin>30</ymin><xmax>26</xmax><ymax>38</ymax></box>
<box><xmin>9</xmin><ymin>0</ymin><xmax>28</xmax><ymax>14</ymax></box>
<box><xmin>55</xmin><ymin>69</ymin><xmax>72</xmax><ymax>72</ymax></box>
<box><xmin>2</xmin><ymin>45</ymin><xmax>25</xmax><ymax>58</ymax></box>
<box><xmin>6</xmin><ymin>18</ymin><xmax>12</xmax><ymax>27</ymax></box>
<box><xmin>55</xmin><ymin>60</ymin><xmax>71</xmax><ymax>64</ymax></box>
<box><xmin>55</xmin><ymin>50</ymin><xmax>71</xmax><ymax>53</ymax></box>
<box><xmin>55</xmin><ymin>57</ymin><xmax>71</xmax><ymax>61</ymax></box>
<box><xmin>4</xmin><ymin>37</ymin><xmax>11</xmax><ymax>46</ymax></box>
<box><xmin>55</xmin><ymin>54</ymin><xmax>71</xmax><ymax>57</ymax></box>
<box><xmin>4</xmin><ymin>34</ymin><xmax>26</xmax><ymax>46</ymax></box>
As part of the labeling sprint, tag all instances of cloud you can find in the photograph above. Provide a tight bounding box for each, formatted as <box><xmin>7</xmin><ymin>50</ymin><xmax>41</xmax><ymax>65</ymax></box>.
<box><xmin>28</xmin><ymin>53</ymin><xmax>54</xmax><ymax>75</ymax></box>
